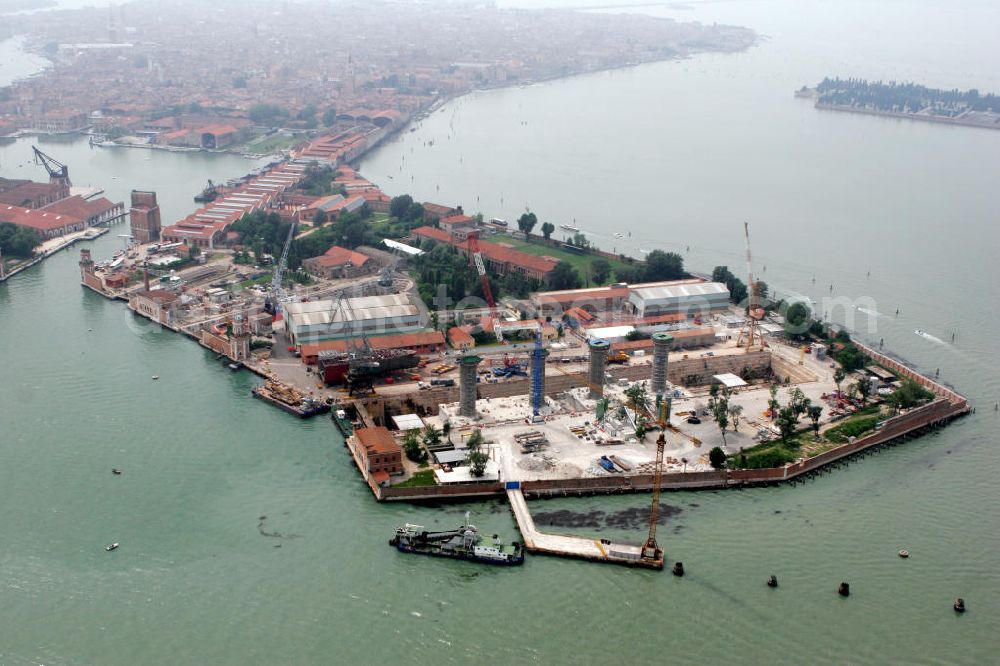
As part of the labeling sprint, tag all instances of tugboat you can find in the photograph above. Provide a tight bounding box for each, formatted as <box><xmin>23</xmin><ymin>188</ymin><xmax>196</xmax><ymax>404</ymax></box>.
<box><xmin>390</xmin><ymin>513</ymin><xmax>524</xmax><ymax>565</ymax></box>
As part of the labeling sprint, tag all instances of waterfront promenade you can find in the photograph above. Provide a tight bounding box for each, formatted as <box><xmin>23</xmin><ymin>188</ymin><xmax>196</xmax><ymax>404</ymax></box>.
<box><xmin>1</xmin><ymin>226</ymin><xmax>108</xmax><ymax>283</ymax></box>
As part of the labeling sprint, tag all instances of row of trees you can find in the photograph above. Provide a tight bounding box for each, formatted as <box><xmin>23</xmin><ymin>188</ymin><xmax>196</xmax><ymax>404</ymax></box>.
<box><xmin>816</xmin><ymin>77</ymin><xmax>1000</xmax><ymax>115</ymax></box>
<box><xmin>0</xmin><ymin>222</ymin><xmax>41</xmax><ymax>258</ymax></box>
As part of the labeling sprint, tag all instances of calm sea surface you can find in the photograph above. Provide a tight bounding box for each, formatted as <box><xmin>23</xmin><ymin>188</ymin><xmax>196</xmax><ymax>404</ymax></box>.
<box><xmin>2</xmin><ymin>1</ymin><xmax>999</xmax><ymax>663</ymax></box>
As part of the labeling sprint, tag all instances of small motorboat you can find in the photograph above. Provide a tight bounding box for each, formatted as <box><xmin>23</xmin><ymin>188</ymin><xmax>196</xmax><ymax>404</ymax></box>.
<box><xmin>152</xmin><ymin>375</ymin><xmax>159</xmax><ymax>380</ymax></box>
<box><xmin>914</xmin><ymin>329</ymin><xmax>924</xmax><ymax>336</ymax></box>
<box><xmin>106</xmin><ymin>543</ymin><xmax>119</xmax><ymax>551</ymax></box>
<box><xmin>111</xmin><ymin>468</ymin><xmax>122</xmax><ymax>476</ymax></box>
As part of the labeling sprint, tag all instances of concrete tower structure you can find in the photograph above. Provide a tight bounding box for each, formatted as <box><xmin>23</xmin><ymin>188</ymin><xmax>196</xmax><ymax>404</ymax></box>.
<box><xmin>588</xmin><ymin>339</ymin><xmax>610</xmax><ymax>399</ymax></box>
<box><xmin>651</xmin><ymin>332</ymin><xmax>674</xmax><ymax>398</ymax></box>
<box><xmin>130</xmin><ymin>190</ymin><xmax>161</xmax><ymax>244</ymax></box>
<box><xmin>458</xmin><ymin>355</ymin><xmax>482</xmax><ymax>418</ymax></box>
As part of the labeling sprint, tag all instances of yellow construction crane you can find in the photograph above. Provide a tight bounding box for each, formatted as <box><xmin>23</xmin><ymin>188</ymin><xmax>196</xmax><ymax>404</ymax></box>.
<box><xmin>640</xmin><ymin>397</ymin><xmax>672</xmax><ymax>566</ymax></box>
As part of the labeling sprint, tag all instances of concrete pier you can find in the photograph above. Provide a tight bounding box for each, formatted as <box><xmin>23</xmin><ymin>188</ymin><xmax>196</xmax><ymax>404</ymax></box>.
<box><xmin>506</xmin><ymin>487</ymin><xmax>662</xmax><ymax>569</ymax></box>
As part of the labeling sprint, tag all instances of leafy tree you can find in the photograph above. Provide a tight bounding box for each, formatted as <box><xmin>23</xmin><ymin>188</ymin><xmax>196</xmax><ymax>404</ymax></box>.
<box><xmin>713</xmin><ymin>397</ymin><xmax>729</xmax><ymax>445</ymax></box>
<box><xmin>624</xmin><ymin>329</ymin><xmax>649</xmax><ymax>342</ymax></box>
<box><xmin>421</xmin><ymin>424</ymin><xmax>442</xmax><ymax>449</ymax></box>
<box><xmin>785</xmin><ymin>301</ymin><xmax>812</xmax><ymax>338</ymax></box>
<box><xmin>728</xmin><ymin>403</ymin><xmax>743</xmax><ymax>431</ymax></box>
<box><xmin>466</xmin><ymin>428</ymin><xmax>484</xmax><ymax>450</ymax></box>
<box><xmin>390</xmin><ymin>194</ymin><xmax>414</xmax><ymax>219</ymax></box>
<box><xmin>322</xmin><ymin>107</ymin><xmax>338</xmax><ymax>127</ymax></box>
<box><xmin>807</xmin><ymin>404</ymin><xmax>823</xmax><ymax>437</ymax></box>
<box><xmin>0</xmin><ymin>222</ymin><xmax>41</xmax><ymax>258</ymax></box>
<box><xmin>833</xmin><ymin>367</ymin><xmax>846</xmax><ymax>395</ymax></box>
<box><xmin>591</xmin><ymin>257</ymin><xmax>611</xmax><ymax>284</ymax></box>
<box><xmin>788</xmin><ymin>387</ymin><xmax>809</xmax><ymax>422</ymax></box>
<box><xmin>634</xmin><ymin>415</ymin><xmax>648</xmax><ymax>441</ymax></box>
<box><xmin>709</xmin><ymin>446</ymin><xmax>727</xmax><ymax>470</ymax></box>
<box><xmin>835</xmin><ymin>344</ymin><xmax>867</xmax><ymax>372</ymax></box>
<box><xmin>624</xmin><ymin>382</ymin><xmax>650</xmax><ymax>414</ymax></box>
<box><xmin>755</xmin><ymin>280</ymin><xmax>769</xmax><ymax>301</ymax></box>
<box><xmin>777</xmin><ymin>406</ymin><xmax>798</xmax><ymax>444</ymax></box>
<box><xmin>405</xmin><ymin>202</ymin><xmax>425</xmax><ymax>222</ymax></box>
<box><xmin>517</xmin><ymin>212</ymin><xmax>538</xmax><ymax>236</ymax></box>
<box><xmin>613</xmin><ymin>263</ymin><xmax>641</xmax><ymax>284</ymax></box>
<box><xmin>468</xmin><ymin>449</ymin><xmax>490</xmax><ymax>477</ymax></box>
<box><xmin>854</xmin><ymin>377</ymin><xmax>872</xmax><ymax>405</ymax></box>
<box><xmin>643</xmin><ymin>250</ymin><xmax>686</xmax><ymax>281</ymax></box>
<box><xmin>888</xmin><ymin>378</ymin><xmax>934</xmax><ymax>410</ymax></box>
<box><xmin>548</xmin><ymin>261</ymin><xmax>581</xmax><ymax>290</ymax></box>
<box><xmin>402</xmin><ymin>430</ymin><xmax>426</xmax><ymax>463</ymax></box>
<box><xmin>540</xmin><ymin>221</ymin><xmax>555</xmax><ymax>240</ymax></box>
<box><xmin>712</xmin><ymin>265</ymin><xmax>748</xmax><ymax>304</ymax></box>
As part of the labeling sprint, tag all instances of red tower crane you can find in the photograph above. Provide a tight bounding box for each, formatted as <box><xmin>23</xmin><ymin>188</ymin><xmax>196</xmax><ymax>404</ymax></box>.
<box><xmin>466</xmin><ymin>231</ymin><xmax>502</xmax><ymax>341</ymax></box>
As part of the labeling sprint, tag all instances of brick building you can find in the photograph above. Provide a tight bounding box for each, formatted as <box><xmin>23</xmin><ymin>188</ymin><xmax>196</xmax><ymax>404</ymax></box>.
<box><xmin>130</xmin><ymin>190</ymin><xmax>162</xmax><ymax>244</ymax></box>
<box><xmin>352</xmin><ymin>427</ymin><xmax>403</xmax><ymax>477</ymax></box>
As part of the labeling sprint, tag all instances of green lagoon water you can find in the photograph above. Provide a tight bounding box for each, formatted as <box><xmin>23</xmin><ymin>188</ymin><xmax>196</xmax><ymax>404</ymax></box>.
<box><xmin>2</xmin><ymin>0</ymin><xmax>1000</xmax><ymax>663</ymax></box>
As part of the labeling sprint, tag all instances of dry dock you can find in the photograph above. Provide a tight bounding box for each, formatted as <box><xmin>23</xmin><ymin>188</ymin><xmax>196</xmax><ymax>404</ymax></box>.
<box><xmin>506</xmin><ymin>486</ymin><xmax>662</xmax><ymax>569</ymax></box>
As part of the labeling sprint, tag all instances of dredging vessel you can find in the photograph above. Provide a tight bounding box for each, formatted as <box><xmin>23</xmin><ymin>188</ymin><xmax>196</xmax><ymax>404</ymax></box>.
<box><xmin>390</xmin><ymin>513</ymin><xmax>524</xmax><ymax>565</ymax></box>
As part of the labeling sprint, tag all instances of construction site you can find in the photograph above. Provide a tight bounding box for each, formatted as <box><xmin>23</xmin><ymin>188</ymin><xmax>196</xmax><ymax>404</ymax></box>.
<box><xmin>338</xmin><ymin>224</ymin><xmax>970</xmax><ymax>571</ymax></box>
<box><xmin>50</xmin><ymin>128</ymin><xmax>969</xmax><ymax>571</ymax></box>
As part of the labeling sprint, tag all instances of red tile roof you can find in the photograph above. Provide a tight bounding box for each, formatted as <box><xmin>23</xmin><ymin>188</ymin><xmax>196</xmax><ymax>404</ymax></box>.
<box><xmin>355</xmin><ymin>427</ymin><xmax>402</xmax><ymax>455</ymax></box>
<box><xmin>307</xmin><ymin>245</ymin><xmax>369</xmax><ymax>268</ymax></box>
<box><xmin>0</xmin><ymin>205</ymin><xmax>83</xmax><ymax>231</ymax></box>
<box><xmin>447</xmin><ymin>326</ymin><xmax>475</xmax><ymax>346</ymax></box>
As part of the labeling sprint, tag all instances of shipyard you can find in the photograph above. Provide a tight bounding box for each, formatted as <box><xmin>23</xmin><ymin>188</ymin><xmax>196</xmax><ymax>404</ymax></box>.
<box><xmin>51</xmin><ymin>132</ymin><xmax>969</xmax><ymax>571</ymax></box>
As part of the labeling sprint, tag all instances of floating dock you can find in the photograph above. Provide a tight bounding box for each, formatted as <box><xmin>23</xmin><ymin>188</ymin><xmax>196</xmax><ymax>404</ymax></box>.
<box><xmin>506</xmin><ymin>487</ymin><xmax>662</xmax><ymax>570</ymax></box>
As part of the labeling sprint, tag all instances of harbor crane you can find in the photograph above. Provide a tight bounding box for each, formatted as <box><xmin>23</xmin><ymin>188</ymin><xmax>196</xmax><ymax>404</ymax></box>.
<box><xmin>266</xmin><ymin>218</ymin><xmax>297</xmax><ymax>317</ymax></box>
<box><xmin>32</xmin><ymin>146</ymin><xmax>71</xmax><ymax>188</ymax></box>
<box><xmin>736</xmin><ymin>222</ymin><xmax>767</xmax><ymax>352</ymax></box>
<box><xmin>466</xmin><ymin>231</ymin><xmax>502</xmax><ymax>341</ymax></box>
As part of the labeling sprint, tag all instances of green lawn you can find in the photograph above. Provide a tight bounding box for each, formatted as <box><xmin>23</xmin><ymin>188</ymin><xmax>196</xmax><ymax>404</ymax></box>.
<box><xmin>394</xmin><ymin>469</ymin><xmax>437</xmax><ymax>488</ymax></box>
<box><xmin>494</xmin><ymin>236</ymin><xmax>635</xmax><ymax>284</ymax></box>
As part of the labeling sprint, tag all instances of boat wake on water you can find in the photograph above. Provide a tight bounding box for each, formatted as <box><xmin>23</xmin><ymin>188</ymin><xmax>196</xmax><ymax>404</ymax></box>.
<box><xmin>855</xmin><ymin>306</ymin><xmax>882</xmax><ymax>318</ymax></box>
<box><xmin>914</xmin><ymin>329</ymin><xmax>946</xmax><ymax>345</ymax></box>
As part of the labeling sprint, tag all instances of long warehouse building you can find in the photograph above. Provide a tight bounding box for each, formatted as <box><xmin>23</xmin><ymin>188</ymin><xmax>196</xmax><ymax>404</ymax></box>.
<box><xmin>285</xmin><ymin>294</ymin><xmax>425</xmax><ymax>345</ymax></box>
<box><xmin>627</xmin><ymin>282</ymin><xmax>730</xmax><ymax>318</ymax></box>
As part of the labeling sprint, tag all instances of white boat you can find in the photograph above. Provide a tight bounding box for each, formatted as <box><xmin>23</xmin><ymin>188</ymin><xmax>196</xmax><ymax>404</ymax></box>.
<box><xmin>914</xmin><ymin>329</ymin><xmax>924</xmax><ymax>336</ymax></box>
<box><xmin>559</xmin><ymin>224</ymin><xmax>579</xmax><ymax>232</ymax></box>
<box><xmin>106</xmin><ymin>543</ymin><xmax>119</xmax><ymax>551</ymax></box>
